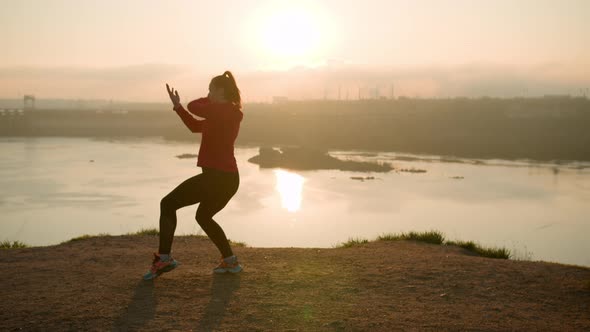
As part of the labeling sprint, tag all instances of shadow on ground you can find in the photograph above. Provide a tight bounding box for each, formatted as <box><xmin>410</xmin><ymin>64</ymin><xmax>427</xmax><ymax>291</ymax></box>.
<box><xmin>112</xmin><ymin>280</ymin><xmax>157</xmax><ymax>331</ymax></box>
<box><xmin>196</xmin><ymin>273</ymin><xmax>241</xmax><ymax>330</ymax></box>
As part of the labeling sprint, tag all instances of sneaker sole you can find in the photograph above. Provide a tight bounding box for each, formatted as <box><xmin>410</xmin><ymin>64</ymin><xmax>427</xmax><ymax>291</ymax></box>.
<box><xmin>214</xmin><ymin>265</ymin><xmax>242</xmax><ymax>274</ymax></box>
<box><xmin>228</xmin><ymin>266</ymin><xmax>242</xmax><ymax>274</ymax></box>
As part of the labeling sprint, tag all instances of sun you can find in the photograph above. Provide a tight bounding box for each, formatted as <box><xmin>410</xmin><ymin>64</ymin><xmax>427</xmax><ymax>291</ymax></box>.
<box><xmin>261</xmin><ymin>8</ymin><xmax>319</xmax><ymax>57</ymax></box>
<box><xmin>250</xmin><ymin>2</ymin><xmax>331</xmax><ymax>68</ymax></box>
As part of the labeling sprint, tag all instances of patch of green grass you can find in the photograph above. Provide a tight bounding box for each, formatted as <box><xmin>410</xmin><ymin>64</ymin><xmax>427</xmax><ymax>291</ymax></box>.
<box><xmin>67</xmin><ymin>234</ymin><xmax>94</xmax><ymax>242</ymax></box>
<box><xmin>376</xmin><ymin>233</ymin><xmax>405</xmax><ymax>241</ymax></box>
<box><xmin>336</xmin><ymin>237</ymin><xmax>369</xmax><ymax>248</ymax></box>
<box><xmin>62</xmin><ymin>233</ymin><xmax>111</xmax><ymax>244</ymax></box>
<box><xmin>128</xmin><ymin>228</ymin><xmax>159</xmax><ymax>236</ymax></box>
<box><xmin>62</xmin><ymin>228</ymin><xmax>159</xmax><ymax>244</ymax></box>
<box><xmin>378</xmin><ymin>230</ymin><xmax>445</xmax><ymax>245</ymax></box>
<box><xmin>376</xmin><ymin>230</ymin><xmax>509</xmax><ymax>260</ymax></box>
<box><xmin>446</xmin><ymin>240</ymin><xmax>511</xmax><ymax>259</ymax></box>
<box><xmin>228</xmin><ymin>239</ymin><xmax>247</xmax><ymax>247</ymax></box>
<box><xmin>446</xmin><ymin>240</ymin><xmax>477</xmax><ymax>251</ymax></box>
<box><xmin>0</xmin><ymin>240</ymin><xmax>29</xmax><ymax>249</ymax></box>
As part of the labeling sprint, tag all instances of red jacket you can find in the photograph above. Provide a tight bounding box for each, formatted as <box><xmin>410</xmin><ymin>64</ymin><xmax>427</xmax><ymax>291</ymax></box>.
<box><xmin>174</xmin><ymin>97</ymin><xmax>243</xmax><ymax>172</ymax></box>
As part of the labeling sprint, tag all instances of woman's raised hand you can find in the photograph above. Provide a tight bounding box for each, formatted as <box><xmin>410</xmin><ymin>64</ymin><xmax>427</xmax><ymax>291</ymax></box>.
<box><xmin>166</xmin><ymin>83</ymin><xmax>181</xmax><ymax>109</ymax></box>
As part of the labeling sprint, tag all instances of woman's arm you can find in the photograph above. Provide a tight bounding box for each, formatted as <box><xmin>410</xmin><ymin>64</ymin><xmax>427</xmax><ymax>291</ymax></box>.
<box><xmin>166</xmin><ymin>84</ymin><xmax>204</xmax><ymax>132</ymax></box>
<box><xmin>173</xmin><ymin>104</ymin><xmax>204</xmax><ymax>133</ymax></box>
<box><xmin>187</xmin><ymin>97</ymin><xmax>215</xmax><ymax>119</ymax></box>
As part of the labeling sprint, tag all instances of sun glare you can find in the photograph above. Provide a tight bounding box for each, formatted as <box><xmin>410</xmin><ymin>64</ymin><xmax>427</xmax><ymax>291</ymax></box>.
<box><xmin>249</xmin><ymin>2</ymin><xmax>333</xmax><ymax>69</ymax></box>
<box><xmin>274</xmin><ymin>169</ymin><xmax>305</xmax><ymax>213</ymax></box>
<box><xmin>262</xmin><ymin>9</ymin><xmax>318</xmax><ymax>57</ymax></box>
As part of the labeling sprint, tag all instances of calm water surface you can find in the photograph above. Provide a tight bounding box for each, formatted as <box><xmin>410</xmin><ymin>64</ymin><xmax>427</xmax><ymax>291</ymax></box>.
<box><xmin>1</xmin><ymin>137</ymin><xmax>589</xmax><ymax>266</ymax></box>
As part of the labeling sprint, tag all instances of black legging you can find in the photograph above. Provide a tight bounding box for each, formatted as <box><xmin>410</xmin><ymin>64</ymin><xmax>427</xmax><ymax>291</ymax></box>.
<box><xmin>158</xmin><ymin>167</ymin><xmax>239</xmax><ymax>258</ymax></box>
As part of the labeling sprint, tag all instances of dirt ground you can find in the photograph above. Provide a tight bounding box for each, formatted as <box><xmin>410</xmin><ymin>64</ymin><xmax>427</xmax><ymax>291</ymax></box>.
<box><xmin>1</xmin><ymin>235</ymin><xmax>589</xmax><ymax>331</ymax></box>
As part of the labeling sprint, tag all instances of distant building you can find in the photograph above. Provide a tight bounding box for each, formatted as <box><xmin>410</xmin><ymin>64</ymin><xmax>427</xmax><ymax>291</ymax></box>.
<box><xmin>24</xmin><ymin>95</ymin><xmax>35</xmax><ymax>110</ymax></box>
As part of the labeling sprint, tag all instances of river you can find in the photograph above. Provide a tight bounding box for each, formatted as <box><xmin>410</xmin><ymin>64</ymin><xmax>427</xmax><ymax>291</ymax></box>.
<box><xmin>1</xmin><ymin>137</ymin><xmax>589</xmax><ymax>266</ymax></box>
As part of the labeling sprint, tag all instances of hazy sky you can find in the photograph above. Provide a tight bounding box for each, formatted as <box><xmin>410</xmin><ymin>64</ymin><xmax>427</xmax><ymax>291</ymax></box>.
<box><xmin>1</xmin><ymin>0</ymin><xmax>589</xmax><ymax>102</ymax></box>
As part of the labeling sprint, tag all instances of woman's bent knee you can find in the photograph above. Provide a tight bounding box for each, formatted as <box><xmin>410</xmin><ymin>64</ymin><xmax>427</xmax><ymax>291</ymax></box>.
<box><xmin>195</xmin><ymin>207</ymin><xmax>214</xmax><ymax>226</ymax></box>
<box><xmin>160</xmin><ymin>195</ymin><xmax>177</xmax><ymax>213</ymax></box>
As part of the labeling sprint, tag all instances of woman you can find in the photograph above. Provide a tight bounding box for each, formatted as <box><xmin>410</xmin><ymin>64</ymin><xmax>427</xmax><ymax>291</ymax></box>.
<box><xmin>143</xmin><ymin>71</ymin><xmax>244</xmax><ymax>280</ymax></box>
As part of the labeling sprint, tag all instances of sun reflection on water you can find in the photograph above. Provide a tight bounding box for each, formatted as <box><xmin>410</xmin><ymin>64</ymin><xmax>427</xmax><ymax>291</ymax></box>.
<box><xmin>274</xmin><ymin>169</ymin><xmax>305</xmax><ymax>212</ymax></box>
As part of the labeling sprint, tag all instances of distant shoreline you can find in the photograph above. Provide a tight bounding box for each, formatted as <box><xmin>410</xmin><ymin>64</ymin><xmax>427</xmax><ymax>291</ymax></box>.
<box><xmin>2</xmin><ymin>97</ymin><xmax>589</xmax><ymax>162</ymax></box>
<box><xmin>2</xmin><ymin>135</ymin><xmax>590</xmax><ymax>167</ymax></box>
<box><xmin>2</xmin><ymin>135</ymin><xmax>589</xmax><ymax>169</ymax></box>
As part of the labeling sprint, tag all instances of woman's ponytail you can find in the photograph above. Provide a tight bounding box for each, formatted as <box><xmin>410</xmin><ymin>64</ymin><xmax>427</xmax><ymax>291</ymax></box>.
<box><xmin>212</xmin><ymin>71</ymin><xmax>241</xmax><ymax>106</ymax></box>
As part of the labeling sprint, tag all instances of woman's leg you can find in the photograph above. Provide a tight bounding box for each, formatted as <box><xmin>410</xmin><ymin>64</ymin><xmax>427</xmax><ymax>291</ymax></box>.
<box><xmin>159</xmin><ymin>173</ymin><xmax>210</xmax><ymax>254</ymax></box>
<box><xmin>196</xmin><ymin>203</ymin><xmax>234</xmax><ymax>258</ymax></box>
<box><xmin>195</xmin><ymin>171</ymin><xmax>240</xmax><ymax>258</ymax></box>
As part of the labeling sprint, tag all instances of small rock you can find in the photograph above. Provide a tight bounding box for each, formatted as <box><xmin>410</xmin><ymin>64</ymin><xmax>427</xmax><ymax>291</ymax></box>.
<box><xmin>176</xmin><ymin>153</ymin><xmax>198</xmax><ymax>159</ymax></box>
